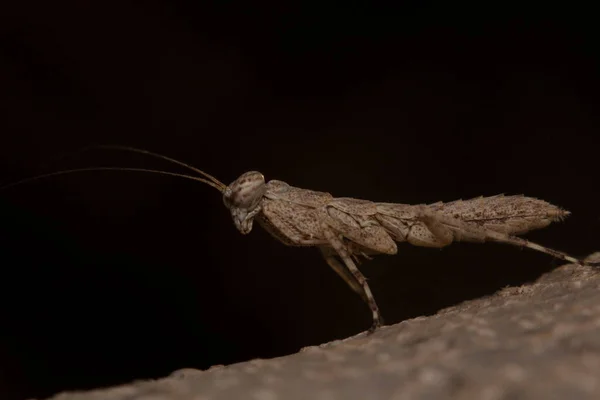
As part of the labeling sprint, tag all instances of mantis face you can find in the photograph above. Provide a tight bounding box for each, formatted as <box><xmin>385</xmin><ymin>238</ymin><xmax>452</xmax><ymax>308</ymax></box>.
<box><xmin>223</xmin><ymin>171</ymin><xmax>266</xmax><ymax>234</ymax></box>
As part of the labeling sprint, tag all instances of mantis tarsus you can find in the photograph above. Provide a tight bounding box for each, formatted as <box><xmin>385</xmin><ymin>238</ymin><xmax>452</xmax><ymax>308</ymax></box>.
<box><xmin>2</xmin><ymin>145</ymin><xmax>597</xmax><ymax>333</ymax></box>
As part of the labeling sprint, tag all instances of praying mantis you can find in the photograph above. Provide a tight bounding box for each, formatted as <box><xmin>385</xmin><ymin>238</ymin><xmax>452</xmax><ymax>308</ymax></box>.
<box><xmin>2</xmin><ymin>145</ymin><xmax>596</xmax><ymax>333</ymax></box>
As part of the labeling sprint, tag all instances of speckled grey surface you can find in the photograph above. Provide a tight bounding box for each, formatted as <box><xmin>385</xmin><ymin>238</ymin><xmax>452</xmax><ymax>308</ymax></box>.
<box><xmin>46</xmin><ymin>253</ymin><xmax>600</xmax><ymax>400</ymax></box>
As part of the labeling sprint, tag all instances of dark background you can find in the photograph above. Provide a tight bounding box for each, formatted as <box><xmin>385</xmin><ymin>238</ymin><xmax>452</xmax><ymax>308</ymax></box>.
<box><xmin>1</xmin><ymin>2</ymin><xmax>599</xmax><ymax>399</ymax></box>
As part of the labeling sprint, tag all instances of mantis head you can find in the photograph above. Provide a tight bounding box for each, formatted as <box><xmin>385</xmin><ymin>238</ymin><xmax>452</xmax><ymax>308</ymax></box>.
<box><xmin>222</xmin><ymin>171</ymin><xmax>266</xmax><ymax>234</ymax></box>
<box><xmin>0</xmin><ymin>145</ymin><xmax>268</xmax><ymax>235</ymax></box>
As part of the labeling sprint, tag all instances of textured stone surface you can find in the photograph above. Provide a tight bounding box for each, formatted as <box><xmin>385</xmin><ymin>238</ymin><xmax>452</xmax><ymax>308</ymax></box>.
<box><xmin>46</xmin><ymin>253</ymin><xmax>600</xmax><ymax>400</ymax></box>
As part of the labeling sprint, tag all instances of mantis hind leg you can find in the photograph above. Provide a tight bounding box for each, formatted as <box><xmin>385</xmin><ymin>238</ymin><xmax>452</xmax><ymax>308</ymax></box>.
<box><xmin>417</xmin><ymin>207</ymin><xmax>584</xmax><ymax>265</ymax></box>
<box><xmin>407</xmin><ymin>207</ymin><xmax>456</xmax><ymax>247</ymax></box>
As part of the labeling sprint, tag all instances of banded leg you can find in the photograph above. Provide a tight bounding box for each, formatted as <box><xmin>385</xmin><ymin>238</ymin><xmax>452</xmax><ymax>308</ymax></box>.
<box><xmin>320</xmin><ymin>246</ymin><xmax>369</xmax><ymax>305</ymax></box>
<box><xmin>320</xmin><ymin>222</ymin><xmax>383</xmax><ymax>332</ymax></box>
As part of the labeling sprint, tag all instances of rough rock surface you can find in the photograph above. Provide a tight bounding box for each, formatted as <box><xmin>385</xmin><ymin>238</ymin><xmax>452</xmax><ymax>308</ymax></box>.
<box><xmin>46</xmin><ymin>253</ymin><xmax>600</xmax><ymax>400</ymax></box>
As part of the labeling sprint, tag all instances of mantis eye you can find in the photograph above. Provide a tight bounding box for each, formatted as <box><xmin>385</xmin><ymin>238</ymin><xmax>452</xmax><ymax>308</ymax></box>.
<box><xmin>223</xmin><ymin>171</ymin><xmax>266</xmax><ymax>210</ymax></box>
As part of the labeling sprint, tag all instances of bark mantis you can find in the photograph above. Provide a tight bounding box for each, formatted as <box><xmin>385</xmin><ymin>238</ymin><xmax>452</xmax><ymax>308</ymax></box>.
<box><xmin>1</xmin><ymin>145</ymin><xmax>597</xmax><ymax>333</ymax></box>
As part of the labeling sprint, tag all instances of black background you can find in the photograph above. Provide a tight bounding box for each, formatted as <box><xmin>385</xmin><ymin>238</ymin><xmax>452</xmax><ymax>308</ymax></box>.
<box><xmin>1</xmin><ymin>2</ymin><xmax>599</xmax><ymax>399</ymax></box>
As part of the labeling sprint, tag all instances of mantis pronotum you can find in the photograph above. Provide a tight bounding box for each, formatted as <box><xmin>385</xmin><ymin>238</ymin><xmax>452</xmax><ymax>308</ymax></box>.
<box><xmin>1</xmin><ymin>145</ymin><xmax>596</xmax><ymax>332</ymax></box>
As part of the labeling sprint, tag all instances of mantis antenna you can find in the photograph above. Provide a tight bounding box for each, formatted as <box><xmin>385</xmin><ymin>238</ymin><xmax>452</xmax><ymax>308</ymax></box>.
<box><xmin>0</xmin><ymin>146</ymin><xmax>227</xmax><ymax>193</ymax></box>
<box><xmin>81</xmin><ymin>145</ymin><xmax>226</xmax><ymax>191</ymax></box>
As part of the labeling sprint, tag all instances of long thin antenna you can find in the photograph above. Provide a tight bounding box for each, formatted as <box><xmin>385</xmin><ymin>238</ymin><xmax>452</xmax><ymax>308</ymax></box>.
<box><xmin>80</xmin><ymin>145</ymin><xmax>227</xmax><ymax>191</ymax></box>
<box><xmin>0</xmin><ymin>167</ymin><xmax>225</xmax><ymax>193</ymax></box>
